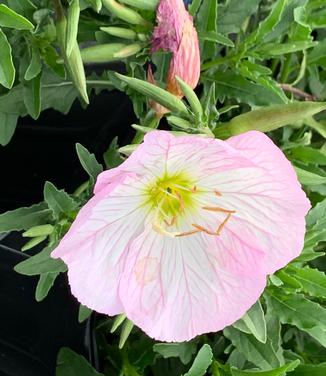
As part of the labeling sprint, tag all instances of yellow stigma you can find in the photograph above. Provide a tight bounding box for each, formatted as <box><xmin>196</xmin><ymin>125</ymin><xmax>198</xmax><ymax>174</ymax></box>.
<box><xmin>146</xmin><ymin>173</ymin><xmax>195</xmax><ymax>224</ymax></box>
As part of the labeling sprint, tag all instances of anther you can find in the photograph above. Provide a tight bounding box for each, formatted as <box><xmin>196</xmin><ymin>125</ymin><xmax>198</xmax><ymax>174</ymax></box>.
<box><xmin>214</xmin><ymin>190</ymin><xmax>222</xmax><ymax>196</ymax></box>
<box><xmin>202</xmin><ymin>206</ymin><xmax>236</xmax><ymax>214</ymax></box>
<box><xmin>176</xmin><ymin>229</ymin><xmax>201</xmax><ymax>237</ymax></box>
<box><xmin>164</xmin><ymin>216</ymin><xmax>177</xmax><ymax>227</ymax></box>
<box><xmin>192</xmin><ymin>224</ymin><xmax>217</xmax><ymax>236</ymax></box>
<box><xmin>216</xmin><ymin>213</ymin><xmax>232</xmax><ymax>235</ymax></box>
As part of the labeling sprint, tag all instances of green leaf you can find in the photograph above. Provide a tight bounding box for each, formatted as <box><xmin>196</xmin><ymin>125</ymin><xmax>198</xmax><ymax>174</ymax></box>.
<box><xmin>306</xmin><ymin>197</ymin><xmax>326</xmax><ymax>227</ymax></box>
<box><xmin>288</xmin><ymin>266</ymin><xmax>326</xmax><ymax>299</ymax></box>
<box><xmin>24</xmin><ymin>47</ymin><xmax>42</xmax><ymax>81</ymax></box>
<box><xmin>204</xmin><ymin>71</ymin><xmax>284</xmax><ymax>108</ymax></box>
<box><xmin>224</xmin><ymin>325</ymin><xmax>283</xmax><ymax>370</ymax></box>
<box><xmin>103</xmin><ymin>137</ymin><xmax>123</xmax><ymax>169</ymax></box>
<box><xmin>231</xmin><ymin>361</ymin><xmax>300</xmax><ymax>376</ymax></box>
<box><xmin>0</xmin><ymin>111</ymin><xmax>18</xmax><ymax>146</ymax></box>
<box><xmin>287</xmin><ymin>146</ymin><xmax>326</xmax><ymax>165</ymax></box>
<box><xmin>245</xmin><ymin>0</ymin><xmax>287</xmax><ymax>46</ymax></box>
<box><xmin>0</xmin><ymin>202</ymin><xmax>52</xmax><ymax>233</ymax></box>
<box><xmin>233</xmin><ymin>300</ymin><xmax>267</xmax><ymax>344</ymax></box>
<box><xmin>153</xmin><ymin>342</ymin><xmax>197</xmax><ymax>365</ymax></box>
<box><xmin>76</xmin><ymin>143</ymin><xmax>103</xmax><ymax>184</ymax></box>
<box><xmin>116</xmin><ymin>73</ymin><xmax>189</xmax><ymax>116</ymax></box>
<box><xmin>35</xmin><ymin>272</ymin><xmax>59</xmax><ymax>302</ymax></box>
<box><xmin>217</xmin><ymin>0</ymin><xmax>261</xmax><ymax>34</ymax></box>
<box><xmin>184</xmin><ymin>344</ymin><xmax>213</xmax><ymax>376</ymax></box>
<box><xmin>198</xmin><ymin>31</ymin><xmax>234</xmax><ymax>47</ymax></box>
<box><xmin>119</xmin><ymin>319</ymin><xmax>134</xmax><ymax>349</ymax></box>
<box><xmin>291</xmin><ymin>362</ymin><xmax>326</xmax><ymax>376</ymax></box>
<box><xmin>14</xmin><ymin>245</ymin><xmax>67</xmax><ymax>276</ymax></box>
<box><xmin>21</xmin><ymin>235</ymin><xmax>47</xmax><ymax>252</ymax></box>
<box><xmin>44</xmin><ymin>181</ymin><xmax>78</xmax><ymax>219</ymax></box>
<box><xmin>56</xmin><ymin>347</ymin><xmax>104</xmax><ymax>376</ymax></box>
<box><xmin>78</xmin><ymin>305</ymin><xmax>92</xmax><ymax>323</ymax></box>
<box><xmin>197</xmin><ymin>0</ymin><xmax>218</xmax><ymax>60</ymax></box>
<box><xmin>294</xmin><ymin>167</ymin><xmax>326</xmax><ymax>186</ymax></box>
<box><xmin>66</xmin><ymin>0</ymin><xmax>80</xmax><ymax>57</ymax></box>
<box><xmin>254</xmin><ymin>41</ymin><xmax>317</xmax><ymax>57</ymax></box>
<box><xmin>23</xmin><ymin>72</ymin><xmax>41</xmax><ymax>120</ymax></box>
<box><xmin>266</xmin><ymin>288</ymin><xmax>326</xmax><ymax>348</ymax></box>
<box><xmin>0</xmin><ymin>28</ymin><xmax>15</xmax><ymax>89</ymax></box>
<box><xmin>0</xmin><ymin>4</ymin><xmax>34</xmax><ymax>30</ymax></box>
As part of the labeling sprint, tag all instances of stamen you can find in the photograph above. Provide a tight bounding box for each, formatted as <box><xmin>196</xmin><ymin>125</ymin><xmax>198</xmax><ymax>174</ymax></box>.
<box><xmin>192</xmin><ymin>224</ymin><xmax>216</xmax><ymax>236</ymax></box>
<box><xmin>192</xmin><ymin>185</ymin><xmax>197</xmax><ymax>193</ymax></box>
<box><xmin>176</xmin><ymin>229</ymin><xmax>201</xmax><ymax>237</ymax></box>
<box><xmin>214</xmin><ymin>190</ymin><xmax>222</xmax><ymax>196</ymax></box>
<box><xmin>202</xmin><ymin>206</ymin><xmax>236</xmax><ymax>214</ymax></box>
<box><xmin>175</xmin><ymin>191</ymin><xmax>185</xmax><ymax>212</ymax></box>
<box><xmin>158</xmin><ymin>187</ymin><xmax>180</xmax><ymax>201</ymax></box>
<box><xmin>170</xmin><ymin>183</ymin><xmax>193</xmax><ymax>192</ymax></box>
<box><xmin>216</xmin><ymin>213</ymin><xmax>232</xmax><ymax>235</ymax></box>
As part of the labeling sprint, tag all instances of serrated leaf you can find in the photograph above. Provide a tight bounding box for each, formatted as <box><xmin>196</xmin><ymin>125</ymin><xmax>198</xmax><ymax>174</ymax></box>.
<box><xmin>76</xmin><ymin>143</ymin><xmax>103</xmax><ymax>184</ymax></box>
<box><xmin>153</xmin><ymin>342</ymin><xmax>197</xmax><ymax>365</ymax></box>
<box><xmin>184</xmin><ymin>344</ymin><xmax>213</xmax><ymax>376</ymax></box>
<box><xmin>231</xmin><ymin>360</ymin><xmax>300</xmax><ymax>376</ymax></box>
<box><xmin>0</xmin><ymin>202</ymin><xmax>52</xmax><ymax>233</ymax></box>
<box><xmin>15</xmin><ymin>245</ymin><xmax>67</xmax><ymax>276</ymax></box>
<box><xmin>266</xmin><ymin>288</ymin><xmax>326</xmax><ymax>348</ymax></box>
<box><xmin>288</xmin><ymin>266</ymin><xmax>326</xmax><ymax>298</ymax></box>
<box><xmin>35</xmin><ymin>272</ymin><xmax>59</xmax><ymax>302</ymax></box>
<box><xmin>0</xmin><ymin>4</ymin><xmax>34</xmax><ymax>30</ymax></box>
<box><xmin>233</xmin><ymin>300</ymin><xmax>267</xmax><ymax>344</ymax></box>
<box><xmin>0</xmin><ymin>111</ymin><xmax>18</xmax><ymax>146</ymax></box>
<box><xmin>44</xmin><ymin>181</ymin><xmax>78</xmax><ymax>220</ymax></box>
<box><xmin>56</xmin><ymin>347</ymin><xmax>104</xmax><ymax>376</ymax></box>
<box><xmin>0</xmin><ymin>28</ymin><xmax>15</xmax><ymax>89</ymax></box>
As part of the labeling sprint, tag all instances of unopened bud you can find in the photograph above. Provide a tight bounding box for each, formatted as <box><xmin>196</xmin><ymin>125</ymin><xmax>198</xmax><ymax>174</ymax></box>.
<box><xmin>102</xmin><ymin>0</ymin><xmax>148</xmax><ymax>26</ymax></box>
<box><xmin>113</xmin><ymin>43</ymin><xmax>142</xmax><ymax>58</ymax></box>
<box><xmin>100</xmin><ymin>26</ymin><xmax>137</xmax><ymax>40</ymax></box>
<box><xmin>81</xmin><ymin>43</ymin><xmax>126</xmax><ymax>63</ymax></box>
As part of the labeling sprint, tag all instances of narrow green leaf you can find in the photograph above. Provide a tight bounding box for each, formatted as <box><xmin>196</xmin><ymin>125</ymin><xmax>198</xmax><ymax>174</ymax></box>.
<box><xmin>44</xmin><ymin>181</ymin><xmax>78</xmax><ymax>219</ymax></box>
<box><xmin>292</xmin><ymin>362</ymin><xmax>326</xmax><ymax>376</ymax></box>
<box><xmin>119</xmin><ymin>319</ymin><xmax>134</xmax><ymax>349</ymax></box>
<box><xmin>111</xmin><ymin>314</ymin><xmax>127</xmax><ymax>333</ymax></box>
<box><xmin>184</xmin><ymin>344</ymin><xmax>213</xmax><ymax>376</ymax></box>
<box><xmin>254</xmin><ymin>41</ymin><xmax>317</xmax><ymax>57</ymax></box>
<box><xmin>198</xmin><ymin>31</ymin><xmax>234</xmax><ymax>47</ymax></box>
<box><xmin>23</xmin><ymin>224</ymin><xmax>54</xmax><ymax>237</ymax></box>
<box><xmin>0</xmin><ymin>4</ymin><xmax>34</xmax><ymax>30</ymax></box>
<box><xmin>0</xmin><ymin>202</ymin><xmax>52</xmax><ymax>233</ymax></box>
<box><xmin>116</xmin><ymin>73</ymin><xmax>189</xmax><ymax>116</ymax></box>
<box><xmin>66</xmin><ymin>0</ymin><xmax>80</xmax><ymax>57</ymax></box>
<box><xmin>35</xmin><ymin>272</ymin><xmax>59</xmax><ymax>302</ymax></box>
<box><xmin>287</xmin><ymin>146</ymin><xmax>326</xmax><ymax>165</ymax></box>
<box><xmin>15</xmin><ymin>245</ymin><xmax>67</xmax><ymax>276</ymax></box>
<box><xmin>233</xmin><ymin>301</ymin><xmax>267</xmax><ymax>344</ymax></box>
<box><xmin>78</xmin><ymin>305</ymin><xmax>92</xmax><ymax>323</ymax></box>
<box><xmin>175</xmin><ymin>76</ymin><xmax>203</xmax><ymax>119</ymax></box>
<box><xmin>56</xmin><ymin>347</ymin><xmax>104</xmax><ymax>376</ymax></box>
<box><xmin>0</xmin><ymin>28</ymin><xmax>15</xmax><ymax>89</ymax></box>
<box><xmin>76</xmin><ymin>143</ymin><xmax>103</xmax><ymax>184</ymax></box>
<box><xmin>189</xmin><ymin>0</ymin><xmax>202</xmax><ymax>16</ymax></box>
<box><xmin>21</xmin><ymin>235</ymin><xmax>47</xmax><ymax>252</ymax></box>
<box><xmin>306</xmin><ymin>197</ymin><xmax>326</xmax><ymax>227</ymax></box>
<box><xmin>23</xmin><ymin>72</ymin><xmax>41</xmax><ymax>119</ymax></box>
<box><xmin>0</xmin><ymin>111</ymin><xmax>18</xmax><ymax>146</ymax></box>
<box><xmin>197</xmin><ymin>0</ymin><xmax>218</xmax><ymax>60</ymax></box>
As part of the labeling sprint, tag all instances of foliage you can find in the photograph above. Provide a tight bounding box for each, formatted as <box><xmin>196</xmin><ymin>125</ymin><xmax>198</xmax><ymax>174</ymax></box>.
<box><xmin>0</xmin><ymin>0</ymin><xmax>326</xmax><ymax>375</ymax></box>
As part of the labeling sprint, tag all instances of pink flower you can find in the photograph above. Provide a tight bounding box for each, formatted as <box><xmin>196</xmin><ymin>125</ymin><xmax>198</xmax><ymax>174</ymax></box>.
<box><xmin>151</xmin><ymin>0</ymin><xmax>200</xmax><ymax>97</ymax></box>
<box><xmin>52</xmin><ymin>131</ymin><xmax>310</xmax><ymax>342</ymax></box>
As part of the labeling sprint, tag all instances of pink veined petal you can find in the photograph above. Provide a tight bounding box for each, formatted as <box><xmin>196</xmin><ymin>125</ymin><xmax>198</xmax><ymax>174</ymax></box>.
<box><xmin>119</xmin><ymin>225</ymin><xmax>267</xmax><ymax>342</ymax></box>
<box><xmin>51</xmin><ymin>175</ymin><xmax>150</xmax><ymax>315</ymax></box>
<box><xmin>198</xmin><ymin>131</ymin><xmax>311</xmax><ymax>275</ymax></box>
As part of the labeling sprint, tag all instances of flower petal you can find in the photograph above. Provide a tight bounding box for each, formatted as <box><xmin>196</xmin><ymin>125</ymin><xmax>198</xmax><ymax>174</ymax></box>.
<box><xmin>52</xmin><ymin>175</ymin><xmax>149</xmax><ymax>315</ymax></box>
<box><xmin>119</xmin><ymin>225</ymin><xmax>266</xmax><ymax>342</ymax></box>
<box><xmin>199</xmin><ymin>131</ymin><xmax>311</xmax><ymax>274</ymax></box>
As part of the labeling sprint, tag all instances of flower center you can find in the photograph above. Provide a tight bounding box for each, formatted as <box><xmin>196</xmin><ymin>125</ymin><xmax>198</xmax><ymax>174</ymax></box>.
<box><xmin>146</xmin><ymin>173</ymin><xmax>195</xmax><ymax>223</ymax></box>
<box><xmin>145</xmin><ymin>173</ymin><xmax>236</xmax><ymax>238</ymax></box>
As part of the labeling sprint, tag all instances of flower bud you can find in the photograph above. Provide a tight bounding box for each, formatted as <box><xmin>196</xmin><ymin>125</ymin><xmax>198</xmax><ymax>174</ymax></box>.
<box><xmin>102</xmin><ymin>0</ymin><xmax>148</xmax><ymax>25</ymax></box>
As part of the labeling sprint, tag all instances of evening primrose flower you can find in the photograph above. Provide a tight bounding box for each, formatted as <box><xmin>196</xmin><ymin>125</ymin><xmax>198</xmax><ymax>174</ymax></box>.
<box><xmin>52</xmin><ymin>131</ymin><xmax>310</xmax><ymax>342</ymax></box>
<box><xmin>151</xmin><ymin>0</ymin><xmax>200</xmax><ymax>97</ymax></box>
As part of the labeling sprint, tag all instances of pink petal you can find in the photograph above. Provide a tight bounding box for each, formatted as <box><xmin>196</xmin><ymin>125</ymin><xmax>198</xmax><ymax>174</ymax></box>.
<box><xmin>119</xmin><ymin>225</ymin><xmax>266</xmax><ymax>342</ymax></box>
<box><xmin>51</xmin><ymin>175</ymin><xmax>149</xmax><ymax>314</ymax></box>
